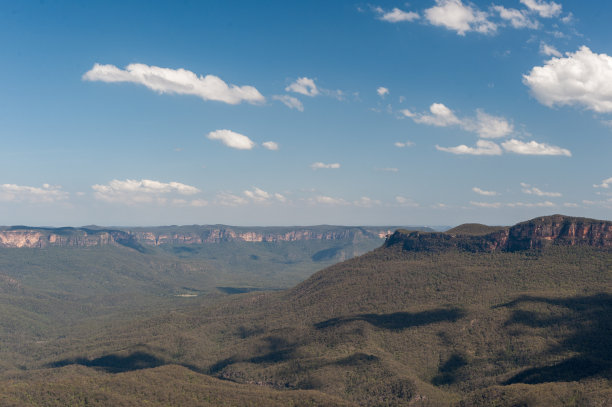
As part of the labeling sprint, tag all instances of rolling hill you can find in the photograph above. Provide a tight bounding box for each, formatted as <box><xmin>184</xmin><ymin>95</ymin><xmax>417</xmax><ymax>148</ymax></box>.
<box><xmin>0</xmin><ymin>215</ymin><xmax>610</xmax><ymax>406</ymax></box>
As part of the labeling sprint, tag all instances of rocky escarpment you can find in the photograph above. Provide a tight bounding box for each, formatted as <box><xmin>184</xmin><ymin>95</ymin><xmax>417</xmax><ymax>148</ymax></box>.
<box><xmin>0</xmin><ymin>225</ymin><xmax>413</xmax><ymax>249</ymax></box>
<box><xmin>127</xmin><ymin>226</ymin><xmax>399</xmax><ymax>246</ymax></box>
<box><xmin>0</xmin><ymin>227</ymin><xmax>144</xmax><ymax>251</ymax></box>
<box><xmin>385</xmin><ymin>215</ymin><xmax>612</xmax><ymax>252</ymax></box>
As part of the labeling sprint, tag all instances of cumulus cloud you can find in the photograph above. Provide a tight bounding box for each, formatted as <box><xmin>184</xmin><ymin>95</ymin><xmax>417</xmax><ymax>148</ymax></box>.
<box><xmin>501</xmin><ymin>139</ymin><xmax>571</xmax><ymax>156</ymax></box>
<box><xmin>207</xmin><ymin>129</ymin><xmax>255</xmax><ymax>150</ymax></box>
<box><xmin>523</xmin><ymin>46</ymin><xmax>612</xmax><ymax>113</ymax></box>
<box><xmin>411</xmin><ymin>103</ymin><xmax>462</xmax><ymax>126</ymax></box>
<box><xmin>539</xmin><ymin>42</ymin><xmax>562</xmax><ymax>57</ymax></box>
<box><xmin>436</xmin><ymin>140</ymin><xmax>502</xmax><ymax>155</ymax></box>
<box><xmin>311</xmin><ymin>162</ymin><xmax>340</xmax><ymax>170</ymax></box>
<box><xmin>424</xmin><ymin>0</ymin><xmax>496</xmax><ymax>36</ymax></box>
<box><xmin>520</xmin><ymin>182</ymin><xmax>562</xmax><ymax>197</ymax></box>
<box><xmin>272</xmin><ymin>95</ymin><xmax>304</xmax><ymax>111</ymax></box>
<box><xmin>520</xmin><ymin>0</ymin><xmax>562</xmax><ymax>18</ymax></box>
<box><xmin>472</xmin><ymin>187</ymin><xmax>498</xmax><ymax>196</ymax></box>
<box><xmin>377</xmin><ymin>87</ymin><xmax>389</xmax><ymax>97</ymax></box>
<box><xmin>0</xmin><ymin>183</ymin><xmax>68</xmax><ymax>203</ymax></box>
<box><xmin>262</xmin><ymin>141</ymin><xmax>279</xmax><ymax>151</ymax></box>
<box><xmin>215</xmin><ymin>192</ymin><xmax>248</xmax><ymax>207</ymax></box>
<box><xmin>375</xmin><ymin>7</ymin><xmax>419</xmax><ymax>23</ymax></box>
<box><xmin>394</xmin><ymin>141</ymin><xmax>414</xmax><ymax>148</ymax></box>
<box><xmin>83</xmin><ymin>63</ymin><xmax>265</xmax><ymax>105</ymax></box>
<box><xmin>493</xmin><ymin>5</ymin><xmax>538</xmax><ymax>29</ymax></box>
<box><xmin>406</xmin><ymin>104</ymin><xmax>513</xmax><ymax>139</ymax></box>
<box><xmin>92</xmin><ymin>179</ymin><xmax>199</xmax><ymax>205</ymax></box>
<box><xmin>469</xmin><ymin>110</ymin><xmax>514</xmax><ymax>139</ymax></box>
<box><xmin>594</xmin><ymin>177</ymin><xmax>612</xmax><ymax>188</ymax></box>
<box><xmin>285</xmin><ymin>77</ymin><xmax>319</xmax><ymax>97</ymax></box>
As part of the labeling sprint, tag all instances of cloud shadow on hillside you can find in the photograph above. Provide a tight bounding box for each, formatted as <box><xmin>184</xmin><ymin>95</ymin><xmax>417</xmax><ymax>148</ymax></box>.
<box><xmin>314</xmin><ymin>308</ymin><xmax>465</xmax><ymax>331</ymax></box>
<box><xmin>500</xmin><ymin>293</ymin><xmax>611</xmax><ymax>385</ymax></box>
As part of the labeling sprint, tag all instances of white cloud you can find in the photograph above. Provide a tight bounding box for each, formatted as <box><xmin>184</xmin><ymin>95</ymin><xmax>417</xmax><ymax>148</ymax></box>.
<box><xmin>376</xmin><ymin>7</ymin><xmax>419</xmax><ymax>23</ymax></box>
<box><xmin>377</xmin><ymin>87</ymin><xmax>389</xmax><ymax>97</ymax></box>
<box><xmin>436</xmin><ymin>140</ymin><xmax>502</xmax><ymax>155</ymax></box>
<box><xmin>207</xmin><ymin>129</ymin><xmax>255</xmax><ymax>150</ymax></box>
<box><xmin>243</xmin><ymin>187</ymin><xmax>270</xmax><ymax>203</ymax></box>
<box><xmin>412</xmin><ymin>103</ymin><xmax>462</xmax><ymax>126</ymax></box>
<box><xmin>272</xmin><ymin>94</ymin><xmax>304</xmax><ymax>111</ymax></box>
<box><xmin>470</xmin><ymin>201</ymin><xmax>502</xmax><ymax>208</ymax></box>
<box><xmin>0</xmin><ymin>183</ymin><xmax>68</xmax><ymax>203</ymax></box>
<box><xmin>520</xmin><ymin>182</ymin><xmax>562</xmax><ymax>197</ymax></box>
<box><xmin>394</xmin><ymin>141</ymin><xmax>414</xmax><ymax>148</ymax></box>
<box><xmin>83</xmin><ymin>63</ymin><xmax>264</xmax><ymax>105</ymax></box>
<box><xmin>311</xmin><ymin>162</ymin><xmax>340</xmax><ymax>170</ymax></box>
<box><xmin>424</xmin><ymin>0</ymin><xmax>496</xmax><ymax>36</ymax></box>
<box><xmin>395</xmin><ymin>196</ymin><xmax>419</xmax><ymax>207</ymax></box>
<box><xmin>189</xmin><ymin>199</ymin><xmax>208</xmax><ymax>207</ymax></box>
<box><xmin>471</xmin><ymin>200</ymin><xmax>555</xmax><ymax>208</ymax></box>
<box><xmin>311</xmin><ymin>195</ymin><xmax>349</xmax><ymax>206</ymax></box>
<box><xmin>523</xmin><ymin>46</ymin><xmax>612</xmax><ymax>113</ymax></box>
<box><xmin>502</xmin><ymin>139</ymin><xmax>571</xmax><ymax>156</ymax></box>
<box><xmin>215</xmin><ymin>192</ymin><xmax>248</xmax><ymax>207</ymax></box>
<box><xmin>493</xmin><ymin>6</ymin><xmax>539</xmax><ymax>29</ymax></box>
<box><xmin>472</xmin><ymin>187</ymin><xmax>498</xmax><ymax>196</ymax></box>
<box><xmin>262</xmin><ymin>141</ymin><xmax>279</xmax><ymax>151</ymax></box>
<box><xmin>520</xmin><ymin>0</ymin><xmax>561</xmax><ymax>18</ymax></box>
<box><xmin>92</xmin><ymin>179</ymin><xmax>199</xmax><ymax>205</ymax></box>
<box><xmin>594</xmin><ymin>177</ymin><xmax>612</xmax><ymax>188</ymax></box>
<box><xmin>353</xmin><ymin>196</ymin><xmax>382</xmax><ymax>207</ymax></box>
<box><xmin>285</xmin><ymin>77</ymin><xmax>319</xmax><ymax>97</ymax></box>
<box><xmin>469</xmin><ymin>110</ymin><xmax>514</xmax><ymax>139</ymax></box>
<box><xmin>407</xmin><ymin>104</ymin><xmax>513</xmax><ymax>139</ymax></box>
<box><xmin>506</xmin><ymin>200</ymin><xmax>555</xmax><ymax>208</ymax></box>
<box><xmin>563</xmin><ymin>202</ymin><xmax>579</xmax><ymax>208</ymax></box>
<box><xmin>539</xmin><ymin>42</ymin><xmax>562</xmax><ymax>57</ymax></box>
<box><xmin>378</xmin><ymin>167</ymin><xmax>399</xmax><ymax>172</ymax></box>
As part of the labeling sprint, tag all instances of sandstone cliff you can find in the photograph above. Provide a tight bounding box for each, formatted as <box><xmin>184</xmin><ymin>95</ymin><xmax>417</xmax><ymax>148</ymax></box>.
<box><xmin>385</xmin><ymin>215</ymin><xmax>612</xmax><ymax>252</ymax></box>
<box><xmin>0</xmin><ymin>225</ymin><xmax>406</xmax><ymax>249</ymax></box>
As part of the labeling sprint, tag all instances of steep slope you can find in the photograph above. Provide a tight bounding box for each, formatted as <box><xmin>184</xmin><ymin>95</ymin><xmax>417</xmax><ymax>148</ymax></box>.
<box><xmin>10</xmin><ymin>215</ymin><xmax>609</xmax><ymax>406</ymax></box>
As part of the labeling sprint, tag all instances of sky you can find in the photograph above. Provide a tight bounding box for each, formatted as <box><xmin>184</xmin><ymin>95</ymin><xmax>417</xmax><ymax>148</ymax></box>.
<box><xmin>1</xmin><ymin>0</ymin><xmax>611</xmax><ymax>227</ymax></box>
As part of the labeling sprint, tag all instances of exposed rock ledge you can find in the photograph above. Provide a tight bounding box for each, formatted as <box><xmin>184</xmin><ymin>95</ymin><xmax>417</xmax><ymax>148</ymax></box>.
<box><xmin>385</xmin><ymin>215</ymin><xmax>612</xmax><ymax>252</ymax></box>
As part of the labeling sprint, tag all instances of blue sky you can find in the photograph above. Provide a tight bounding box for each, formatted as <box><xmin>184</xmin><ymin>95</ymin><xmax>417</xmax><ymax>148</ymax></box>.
<box><xmin>1</xmin><ymin>0</ymin><xmax>611</xmax><ymax>226</ymax></box>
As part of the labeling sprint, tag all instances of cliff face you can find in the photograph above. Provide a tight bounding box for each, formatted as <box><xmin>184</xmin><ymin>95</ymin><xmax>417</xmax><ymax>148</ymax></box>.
<box><xmin>0</xmin><ymin>228</ymin><xmax>139</xmax><ymax>249</ymax></box>
<box><xmin>0</xmin><ymin>226</ymin><xmax>399</xmax><ymax>249</ymax></box>
<box><xmin>386</xmin><ymin>215</ymin><xmax>612</xmax><ymax>252</ymax></box>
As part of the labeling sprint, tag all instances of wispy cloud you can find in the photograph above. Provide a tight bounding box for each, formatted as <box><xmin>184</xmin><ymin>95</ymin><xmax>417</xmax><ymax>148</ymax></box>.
<box><xmin>0</xmin><ymin>183</ymin><xmax>68</xmax><ymax>203</ymax></box>
<box><xmin>436</xmin><ymin>140</ymin><xmax>502</xmax><ymax>155</ymax></box>
<box><xmin>520</xmin><ymin>182</ymin><xmax>562</xmax><ymax>197</ymax></box>
<box><xmin>502</xmin><ymin>139</ymin><xmax>571</xmax><ymax>156</ymax></box>
<box><xmin>520</xmin><ymin>0</ymin><xmax>562</xmax><ymax>18</ymax></box>
<box><xmin>594</xmin><ymin>177</ymin><xmax>612</xmax><ymax>189</ymax></box>
<box><xmin>374</xmin><ymin>7</ymin><xmax>419</xmax><ymax>23</ymax></box>
<box><xmin>272</xmin><ymin>94</ymin><xmax>304</xmax><ymax>111</ymax></box>
<box><xmin>539</xmin><ymin>42</ymin><xmax>562</xmax><ymax>57</ymax></box>
<box><xmin>377</xmin><ymin>87</ymin><xmax>389</xmax><ymax>97</ymax></box>
<box><xmin>83</xmin><ymin>63</ymin><xmax>265</xmax><ymax>105</ymax></box>
<box><xmin>394</xmin><ymin>141</ymin><xmax>414</xmax><ymax>148</ymax></box>
<box><xmin>311</xmin><ymin>162</ymin><xmax>340</xmax><ymax>170</ymax></box>
<box><xmin>472</xmin><ymin>187</ymin><xmax>498</xmax><ymax>196</ymax></box>
<box><xmin>493</xmin><ymin>5</ymin><xmax>539</xmax><ymax>29</ymax></box>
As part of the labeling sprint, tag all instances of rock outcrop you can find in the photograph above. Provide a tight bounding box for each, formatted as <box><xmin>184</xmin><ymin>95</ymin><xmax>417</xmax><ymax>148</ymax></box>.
<box><xmin>0</xmin><ymin>225</ymin><xmax>408</xmax><ymax>249</ymax></box>
<box><xmin>385</xmin><ymin>215</ymin><xmax>612</xmax><ymax>252</ymax></box>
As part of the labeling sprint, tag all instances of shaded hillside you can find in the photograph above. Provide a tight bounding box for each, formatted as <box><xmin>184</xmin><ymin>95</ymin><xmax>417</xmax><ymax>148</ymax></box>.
<box><xmin>445</xmin><ymin>223</ymin><xmax>506</xmax><ymax>236</ymax></box>
<box><xmin>6</xmin><ymin>215</ymin><xmax>610</xmax><ymax>406</ymax></box>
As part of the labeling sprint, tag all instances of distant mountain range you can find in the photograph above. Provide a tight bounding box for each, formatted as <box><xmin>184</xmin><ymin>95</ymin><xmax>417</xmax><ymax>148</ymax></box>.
<box><xmin>0</xmin><ymin>225</ymin><xmax>435</xmax><ymax>249</ymax></box>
